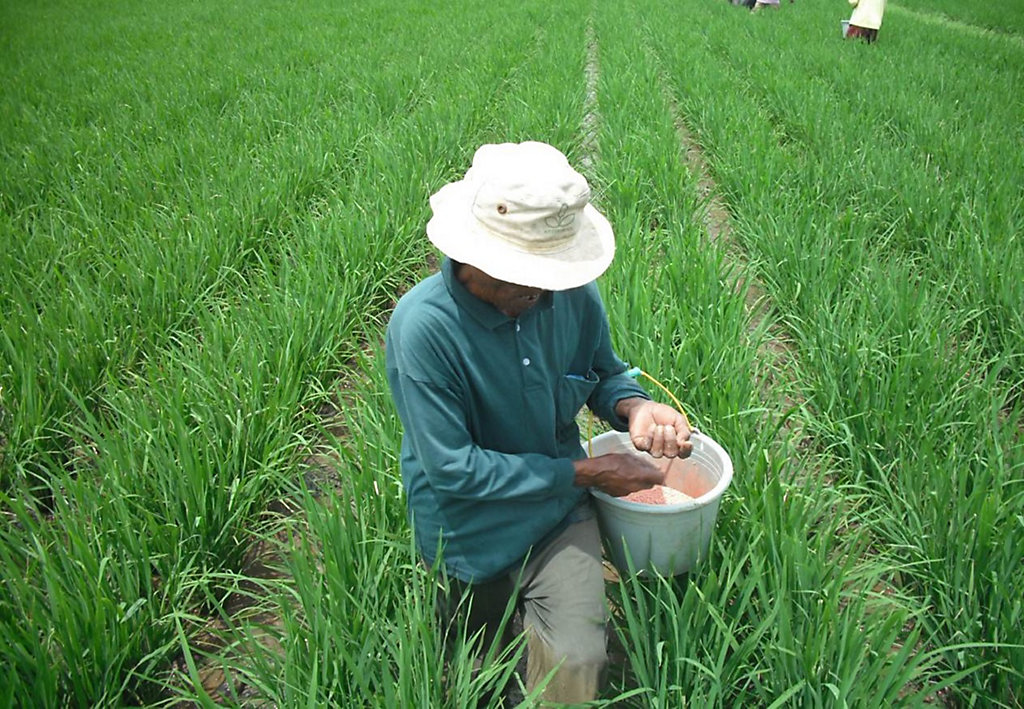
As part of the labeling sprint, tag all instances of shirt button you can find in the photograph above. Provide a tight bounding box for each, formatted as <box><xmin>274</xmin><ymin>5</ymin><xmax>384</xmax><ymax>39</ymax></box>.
<box><xmin>522</xmin><ymin>357</ymin><xmax>531</xmax><ymax>366</ymax></box>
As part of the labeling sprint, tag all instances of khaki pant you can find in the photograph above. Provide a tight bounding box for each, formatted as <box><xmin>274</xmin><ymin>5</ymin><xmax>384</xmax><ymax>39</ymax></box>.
<box><xmin>437</xmin><ymin>510</ymin><xmax>608</xmax><ymax>704</ymax></box>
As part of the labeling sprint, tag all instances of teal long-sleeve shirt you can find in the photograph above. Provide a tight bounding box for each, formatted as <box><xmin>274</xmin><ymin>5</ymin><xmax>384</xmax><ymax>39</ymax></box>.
<box><xmin>385</xmin><ymin>258</ymin><xmax>649</xmax><ymax>582</ymax></box>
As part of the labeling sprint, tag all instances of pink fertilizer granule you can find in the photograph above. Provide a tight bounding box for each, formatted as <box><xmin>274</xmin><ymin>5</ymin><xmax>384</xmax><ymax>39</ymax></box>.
<box><xmin>624</xmin><ymin>485</ymin><xmax>693</xmax><ymax>506</ymax></box>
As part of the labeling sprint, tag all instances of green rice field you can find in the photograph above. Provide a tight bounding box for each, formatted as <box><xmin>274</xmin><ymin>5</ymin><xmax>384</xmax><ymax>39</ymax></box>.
<box><xmin>2</xmin><ymin>0</ymin><xmax>1022</xmax><ymax>705</ymax></box>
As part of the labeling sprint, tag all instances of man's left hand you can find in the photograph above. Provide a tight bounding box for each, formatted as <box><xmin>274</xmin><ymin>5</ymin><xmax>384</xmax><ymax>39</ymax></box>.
<box><xmin>615</xmin><ymin>397</ymin><xmax>693</xmax><ymax>458</ymax></box>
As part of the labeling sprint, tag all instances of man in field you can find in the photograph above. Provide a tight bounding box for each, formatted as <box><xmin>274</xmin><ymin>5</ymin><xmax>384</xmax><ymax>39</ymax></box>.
<box><xmin>385</xmin><ymin>141</ymin><xmax>693</xmax><ymax>702</ymax></box>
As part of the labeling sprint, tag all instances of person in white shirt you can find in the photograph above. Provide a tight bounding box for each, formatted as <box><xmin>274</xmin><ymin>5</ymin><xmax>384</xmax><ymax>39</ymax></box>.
<box><xmin>847</xmin><ymin>0</ymin><xmax>886</xmax><ymax>43</ymax></box>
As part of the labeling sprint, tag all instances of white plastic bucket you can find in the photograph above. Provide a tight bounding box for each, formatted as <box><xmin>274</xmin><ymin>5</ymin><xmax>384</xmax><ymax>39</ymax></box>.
<box><xmin>585</xmin><ymin>430</ymin><xmax>732</xmax><ymax>576</ymax></box>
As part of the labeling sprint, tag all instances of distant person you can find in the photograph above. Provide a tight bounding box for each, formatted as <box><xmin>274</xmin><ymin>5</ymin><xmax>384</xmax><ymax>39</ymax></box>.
<box><xmin>846</xmin><ymin>0</ymin><xmax>886</xmax><ymax>42</ymax></box>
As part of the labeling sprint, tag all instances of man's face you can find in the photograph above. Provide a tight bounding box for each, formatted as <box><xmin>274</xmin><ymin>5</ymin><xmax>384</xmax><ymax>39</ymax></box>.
<box><xmin>456</xmin><ymin>264</ymin><xmax>546</xmax><ymax>319</ymax></box>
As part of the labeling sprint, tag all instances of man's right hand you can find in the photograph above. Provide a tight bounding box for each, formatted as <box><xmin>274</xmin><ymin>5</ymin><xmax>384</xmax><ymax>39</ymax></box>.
<box><xmin>572</xmin><ymin>453</ymin><xmax>664</xmax><ymax>497</ymax></box>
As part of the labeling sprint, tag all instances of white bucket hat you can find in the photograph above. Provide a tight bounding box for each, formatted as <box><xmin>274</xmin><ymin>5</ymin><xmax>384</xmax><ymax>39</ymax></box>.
<box><xmin>426</xmin><ymin>141</ymin><xmax>615</xmax><ymax>291</ymax></box>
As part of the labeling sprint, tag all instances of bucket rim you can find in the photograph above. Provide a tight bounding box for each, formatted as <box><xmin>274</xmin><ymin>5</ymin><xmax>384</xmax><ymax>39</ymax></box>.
<box><xmin>585</xmin><ymin>430</ymin><xmax>733</xmax><ymax>513</ymax></box>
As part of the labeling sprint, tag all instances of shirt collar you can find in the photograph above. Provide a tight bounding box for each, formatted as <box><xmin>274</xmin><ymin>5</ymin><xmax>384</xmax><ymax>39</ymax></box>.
<box><xmin>441</xmin><ymin>258</ymin><xmax>553</xmax><ymax>330</ymax></box>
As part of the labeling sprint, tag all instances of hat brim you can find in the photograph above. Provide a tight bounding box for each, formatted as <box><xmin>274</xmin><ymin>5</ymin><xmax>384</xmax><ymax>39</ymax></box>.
<box><xmin>426</xmin><ymin>180</ymin><xmax>615</xmax><ymax>291</ymax></box>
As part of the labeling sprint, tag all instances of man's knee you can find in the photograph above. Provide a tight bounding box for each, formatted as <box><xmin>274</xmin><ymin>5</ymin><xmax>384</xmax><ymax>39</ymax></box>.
<box><xmin>556</xmin><ymin>628</ymin><xmax>608</xmax><ymax>669</ymax></box>
<box><xmin>560</xmin><ymin>646</ymin><xmax>608</xmax><ymax>676</ymax></box>
<box><xmin>531</xmin><ymin>614</ymin><xmax>608</xmax><ymax>669</ymax></box>
<box><xmin>527</xmin><ymin>628</ymin><xmax>606</xmax><ymax>703</ymax></box>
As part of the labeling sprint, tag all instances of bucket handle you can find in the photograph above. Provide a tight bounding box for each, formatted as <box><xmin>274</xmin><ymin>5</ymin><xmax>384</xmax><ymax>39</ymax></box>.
<box><xmin>624</xmin><ymin>366</ymin><xmax>693</xmax><ymax>432</ymax></box>
<box><xmin>586</xmin><ymin>367</ymin><xmax>696</xmax><ymax>457</ymax></box>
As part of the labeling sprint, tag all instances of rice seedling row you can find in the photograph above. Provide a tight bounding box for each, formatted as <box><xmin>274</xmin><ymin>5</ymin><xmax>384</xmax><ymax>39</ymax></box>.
<box><xmin>1</xmin><ymin>0</ymin><xmax>574</xmax><ymax>702</ymax></box>
<box><xmin>629</xmin><ymin>0</ymin><xmax>1023</xmax><ymax>702</ymax></box>
<box><xmin>889</xmin><ymin>0</ymin><xmax>1024</xmax><ymax>36</ymax></box>
<box><xmin>171</xmin><ymin>4</ymin><xmax>605</xmax><ymax>704</ymax></box>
